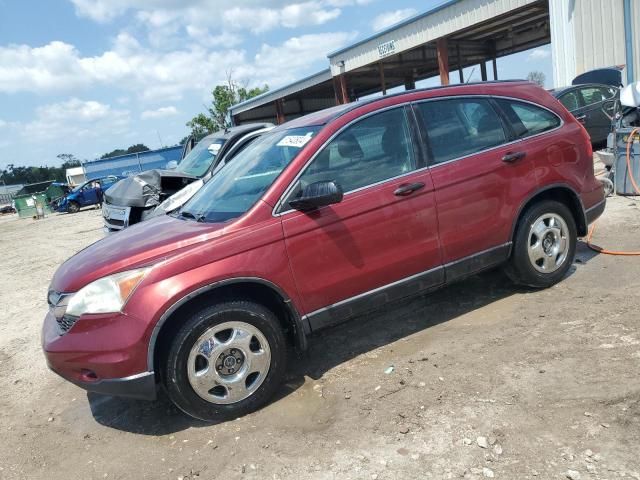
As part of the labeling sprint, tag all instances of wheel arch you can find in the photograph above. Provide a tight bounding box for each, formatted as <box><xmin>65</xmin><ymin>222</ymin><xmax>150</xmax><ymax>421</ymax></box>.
<box><xmin>148</xmin><ymin>278</ymin><xmax>308</xmax><ymax>374</ymax></box>
<box><xmin>510</xmin><ymin>184</ymin><xmax>588</xmax><ymax>245</ymax></box>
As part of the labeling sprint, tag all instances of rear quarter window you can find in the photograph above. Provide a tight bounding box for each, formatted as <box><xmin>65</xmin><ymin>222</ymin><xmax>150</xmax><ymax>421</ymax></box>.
<box><xmin>495</xmin><ymin>99</ymin><xmax>561</xmax><ymax>139</ymax></box>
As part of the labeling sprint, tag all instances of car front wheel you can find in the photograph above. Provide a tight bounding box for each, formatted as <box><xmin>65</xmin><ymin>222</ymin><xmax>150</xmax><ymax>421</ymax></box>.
<box><xmin>162</xmin><ymin>300</ymin><xmax>287</xmax><ymax>421</ymax></box>
<box><xmin>505</xmin><ymin>200</ymin><xmax>577</xmax><ymax>288</ymax></box>
<box><xmin>67</xmin><ymin>201</ymin><xmax>80</xmax><ymax>214</ymax></box>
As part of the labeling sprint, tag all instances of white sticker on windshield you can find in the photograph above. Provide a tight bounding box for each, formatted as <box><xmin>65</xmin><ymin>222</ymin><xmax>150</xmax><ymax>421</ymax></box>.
<box><xmin>208</xmin><ymin>143</ymin><xmax>222</xmax><ymax>155</ymax></box>
<box><xmin>277</xmin><ymin>132</ymin><xmax>313</xmax><ymax>148</ymax></box>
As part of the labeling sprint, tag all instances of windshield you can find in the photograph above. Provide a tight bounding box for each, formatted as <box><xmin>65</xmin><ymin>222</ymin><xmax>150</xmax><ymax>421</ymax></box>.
<box><xmin>179</xmin><ymin>126</ymin><xmax>321</xmax><ymax>223</ymax></box>
<box><xmin>176</xmin><ymin>138</ymin><xmax>226</xmax><ymax>177</ymax></box>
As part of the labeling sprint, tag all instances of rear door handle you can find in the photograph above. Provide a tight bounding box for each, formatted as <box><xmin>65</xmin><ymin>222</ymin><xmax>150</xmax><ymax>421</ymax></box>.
<box><xmin>393</xmin><ymin>182</ymin><xmax>425</xmax><ymax>196</ymax></box>
<box><xmin>502</xmin><ymin>151</ymin><xmax>527</xmax><ymax>163</ymax></box>
<box><xmin>575</xmin><ymin>114</ymin><xmax>587</xmax><ymax>123</ymax></box>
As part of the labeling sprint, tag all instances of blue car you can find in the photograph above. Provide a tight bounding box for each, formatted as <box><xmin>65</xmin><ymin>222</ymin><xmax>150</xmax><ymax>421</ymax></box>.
<box><xmin>56</xmin><ymin>176</ymin><xmax>121</xmax><ymax>213</ymax></box>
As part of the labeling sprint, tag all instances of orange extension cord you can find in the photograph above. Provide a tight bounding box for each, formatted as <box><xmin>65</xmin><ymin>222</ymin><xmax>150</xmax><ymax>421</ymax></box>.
<box><xmin>586</xmin><ymin>127</ymin><xmax>640</xmax><ymax>255</ymax></box>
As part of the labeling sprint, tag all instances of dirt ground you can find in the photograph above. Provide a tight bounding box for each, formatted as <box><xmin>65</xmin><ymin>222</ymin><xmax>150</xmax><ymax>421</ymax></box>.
<box><xmin>1</xmin><ymin>198</ymin><xmax>639</xmax><ymax>480</ymax></box>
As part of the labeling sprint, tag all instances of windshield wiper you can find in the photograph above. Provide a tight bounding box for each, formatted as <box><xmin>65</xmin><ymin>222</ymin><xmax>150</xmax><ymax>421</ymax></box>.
<box><xmin>179</xmin><ymin>210</ymin><xmax>206</xmax><ymax>222</ymax></box>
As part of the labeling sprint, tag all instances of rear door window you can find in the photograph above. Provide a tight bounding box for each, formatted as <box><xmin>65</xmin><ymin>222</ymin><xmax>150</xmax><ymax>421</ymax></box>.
<box><xmin>495</xmin><ymin>99</ymin><xmax>561</xmax><ymax>139</ymax></box>
<box><xmin>579</xmin><ymin>86</ymin><xmax>609</xmax><ymax>106</ymax></box>
<box><xmin>416</xmin><ymin>98</ymin><xmax>507</xmax><ymax>164</ymax></box>
<box><xmin>558</xmin><ymin>90</ymin><xmax>582</xmax><ymax>111</ymax></box>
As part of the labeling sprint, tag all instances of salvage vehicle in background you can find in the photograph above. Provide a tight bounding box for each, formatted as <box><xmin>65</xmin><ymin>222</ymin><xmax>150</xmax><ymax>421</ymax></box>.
<box><xmin>43</xmin><ymin>81</ymin><xmax>605</xmax><ymax>421</ymax></box>
<box><xmin>0</xmin><ymin>204</ymin><xmax>16</xmax><ymax>215</ymax></box>
<box><xmin>102</xmin><ymin>123</ymin><xmax>273</xmax><ymax>231</ymax></box>
<box><xmin>56</xmin><ymin>176</ymin><xmax>120</xmax><ymax>213</ymax></box>
<box><xmin>551</xmin><ymin>66</ymin><xmax>624</xmax><ymax>147</ymax></box>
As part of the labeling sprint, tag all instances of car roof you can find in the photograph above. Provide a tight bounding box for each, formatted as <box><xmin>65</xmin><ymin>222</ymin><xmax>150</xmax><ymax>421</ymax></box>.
<box><xmin>201</xmin><ymin>123</ymin><xmax>274</xmax><ymax>143</ymax></box>
<box><xmin>277</xmin><ymin>80</ymin><xmax>529</xmax><ymax>130</ymax></box>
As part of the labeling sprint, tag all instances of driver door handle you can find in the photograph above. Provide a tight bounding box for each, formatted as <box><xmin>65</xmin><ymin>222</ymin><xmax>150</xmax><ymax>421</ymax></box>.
<box><xmin>575</xmin><ymin>114</ymin><xmax>587</xmax><ymax>123</ymax></box>
<box><xmin>394</xmin><ymin>182</ymin><xmax>425</xmax><ymax>196</ymax></box>
<box><xmin>502</xmin><ymin>151</ymin><xmax>527</xmax><ymax>163</ymax></box>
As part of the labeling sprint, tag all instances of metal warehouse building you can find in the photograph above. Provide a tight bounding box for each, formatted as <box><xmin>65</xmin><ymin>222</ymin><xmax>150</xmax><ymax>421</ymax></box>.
<box><xmin>230</xmin><ymin>0</ymin><xmax>639</xmax><ymax>125</ymax></box>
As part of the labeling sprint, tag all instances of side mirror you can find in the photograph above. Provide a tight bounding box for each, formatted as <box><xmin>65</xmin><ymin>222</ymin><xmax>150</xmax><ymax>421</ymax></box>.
<box><xmin>166</xmin><ymin>160</ymin><xmax>178</xmax><ymax>170</ymax></box>
<box><xmin>289</xmin><ymin>181</ymin><xmax>343</xmax><ymax>212</ymax></box>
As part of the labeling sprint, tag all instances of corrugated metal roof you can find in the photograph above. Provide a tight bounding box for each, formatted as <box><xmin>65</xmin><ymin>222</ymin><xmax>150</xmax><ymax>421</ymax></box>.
<box><xmin>0</xmin><ymin>184</ymin><xmax>23</xmax><ymax>195</ymax></box>
<box><xmin>327</xmin><ymin>0</ymin><xmax>540</xmax><ymax>75</ymax></box>
<box><xmin>230</xmin><ymin>69</ymin><xmax>332</xmax><ymax>115</ymax></box>
<box><xmin>327</xmin><ymin>0</ymin><xmax>464</xmax><ymax>57</ymax></box>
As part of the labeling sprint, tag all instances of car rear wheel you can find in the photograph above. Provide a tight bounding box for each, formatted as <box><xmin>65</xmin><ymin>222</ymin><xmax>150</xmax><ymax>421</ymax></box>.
<box><xmin>162</xmin><ymin>300</ymin><xmax>287</xmax><ymax>421</ymax></box>
<box><xmin>67</xmin><ymin>201</ymin><xmax>80</xmax><ymax>214</ymax></box>
<box><xmin>505</xmin><ymin>200</ymin><xmax>576</xmax><ymax>288</ymax></box>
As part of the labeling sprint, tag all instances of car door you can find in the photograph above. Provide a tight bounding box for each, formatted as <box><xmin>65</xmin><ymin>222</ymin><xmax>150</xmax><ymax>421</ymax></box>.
<box><xmin>279</xmin><ymin>106</ymin><xmax>443</xmax><ymax>330</ymax></box>
<box><xmin>81</xmin><ymin>184</ymin><xmax>98</xmax><ymax>206</ymax></box>
<box><xmin>558</xmin><ymin>89</ymin><xmax>586</xmax><ymax>125</ymax></box>
<box><xmin>415</xmin><ymin>97</ymin><xmax>554</xmax><ymax>281</ymax></box>
<box><xmin>577</xmin><ymin>86</ymin><xmax>616</xmax><ymax>145</ymax></box>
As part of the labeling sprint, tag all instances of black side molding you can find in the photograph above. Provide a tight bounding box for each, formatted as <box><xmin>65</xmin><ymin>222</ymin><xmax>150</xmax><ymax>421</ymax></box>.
<box><xmin>445</xmin><ymin>243</ymin><xmax>511</xmax><ymax>284</ymax></box>
<box><xmin>306</xmin><ymin>266</ymin><xmax>445</xmax><ymax>332</ymax></box>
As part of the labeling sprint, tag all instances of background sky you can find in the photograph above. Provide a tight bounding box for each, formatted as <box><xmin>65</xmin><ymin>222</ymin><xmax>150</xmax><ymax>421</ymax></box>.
<box><xmin>0</xmin><ymin>0</ymin><xmax>553</xmax><ymax>170</ymax></box>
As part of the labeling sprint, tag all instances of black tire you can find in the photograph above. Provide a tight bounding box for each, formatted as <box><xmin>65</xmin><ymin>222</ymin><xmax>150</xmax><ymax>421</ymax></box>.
<box><xmin>67</xmin><ymin>201</ymin><xmax>80</xmax><ymax>213</ymax></box>
<box><xmin>162</xmin><ymin>300</ymin><xmax>287</xmax><ymax>421</ymax></box>
<box><xmin>504</xmin><ymin>200</ymin><xmax>577</xmax><ymax>288</ymax></box>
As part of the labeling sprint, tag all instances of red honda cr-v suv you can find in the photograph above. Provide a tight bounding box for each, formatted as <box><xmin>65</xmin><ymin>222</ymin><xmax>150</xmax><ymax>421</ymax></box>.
<box><xmin>43</xmin><ymin>81</ymin><xmax>605</xmax><ymax>421</ymax></box>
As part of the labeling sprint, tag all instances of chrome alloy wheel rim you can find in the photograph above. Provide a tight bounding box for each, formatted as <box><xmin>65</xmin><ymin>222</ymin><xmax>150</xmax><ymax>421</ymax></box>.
<box><xmin>527</xmin><ymin>213</ymin><xmax>570</xmax><ymax>274</ymax></box>
<box><xmin>187</xmin><ymin>321</ymin><xmax>271</xmax><ymax>405</ymax></box>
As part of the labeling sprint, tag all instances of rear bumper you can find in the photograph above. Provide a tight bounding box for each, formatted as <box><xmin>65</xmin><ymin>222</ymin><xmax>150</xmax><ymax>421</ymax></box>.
<box><xmin>585</xmin><ymin>198</ymin><xmax>606</xmax><ymax>225</ymax></box>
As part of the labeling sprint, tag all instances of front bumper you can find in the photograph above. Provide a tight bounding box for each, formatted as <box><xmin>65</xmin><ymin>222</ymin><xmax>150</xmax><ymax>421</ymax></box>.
<box><xmin>42</xmin><ymin>309</ymin><xmax>157</xmax><ymax>400</ymax></box>
<box><xmin>102</xmin><ymin>203</ymin><xmax>130</xmax><ymax>231</ymax></box>
<box><xmin>48</xmin><ymin>367</ymin><xmax>156</xmax><ymax>400</ymax></box>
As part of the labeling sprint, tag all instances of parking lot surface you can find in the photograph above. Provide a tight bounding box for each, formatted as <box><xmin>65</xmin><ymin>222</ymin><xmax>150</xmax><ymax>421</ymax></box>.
<box><xmin>1</xmin><ymin>199</ymin><xmax>639</xmax><ymax>479</ymax></box>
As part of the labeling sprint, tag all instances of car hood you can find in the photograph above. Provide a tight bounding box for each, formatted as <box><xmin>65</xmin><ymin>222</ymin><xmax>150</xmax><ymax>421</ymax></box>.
<box><xmin>50</xmin><ymin>214</ymin><xmax>224</xmax><ymax>293</ymax></box>
<box><xmin>104</xmin><ymin>169</ymin><xmax>198</xmax><ymax>208</ymax></box>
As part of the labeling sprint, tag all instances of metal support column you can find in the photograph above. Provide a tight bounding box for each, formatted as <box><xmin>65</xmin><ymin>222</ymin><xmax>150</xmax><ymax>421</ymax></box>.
<box><xmin>624</xmin><ymin>0</ymin><xmax>635</xmax><ymax>84</ymax></box>
<box><xmin>437</xmin><ymin>37</ymin><xmax>450</xmax><ymax>86</ymax></box>
<box><xmin>378</xmin><ymin>62</ymin><xmax>387</xmax><ymax>95</ymax></box>
<box><xmin>275</xmin><ymin>99</ymin><xmax>285</xmax><ymax>125</ymax></box>
<box><xmin>457</xmin><ymin>43</ymin><xmax>464</xmax><ymax>83</ymax></box>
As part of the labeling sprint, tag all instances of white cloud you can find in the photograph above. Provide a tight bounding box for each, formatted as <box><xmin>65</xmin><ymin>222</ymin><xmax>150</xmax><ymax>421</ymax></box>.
<box><xmin>23</xmin><ymin>99</ymin><xmax>130</xmax><ymax>142</ymax></box>
<box><xmin>141</xmin><ymin>106</ymin><xmax>179</xmax><ymax>119</ymax></box>
<box><xmin>253</xmin><ymin>31</ymin><xmax>357</xmax><ymax>83</ymax></box>
<box><xmin>0</xmin><ymin>28</ymin><xmax>355</xmax><ymax>100</ymax></box>
<box><xmin>528</xmin><ymin>48</ymin><xmax>551</xmax><ymax>61</ymax></box>
<box><xmin>71</xmin><ymin>0</ymin><xmax>346</xmax><ymax>31</ymax></box>
<box><xmin>371</xmin><ymin>8</ymin><xmax>417</xmax><ymax>32</ymax></box>
<box><xmin>222</xmin><ymin>2</ymin><xmax>341</xmax><ymax>34</ymax></box>
<box><xmin>0</xmin><ymin>37</ymin><xmax>245</xmax><ymax>101</ymax></box>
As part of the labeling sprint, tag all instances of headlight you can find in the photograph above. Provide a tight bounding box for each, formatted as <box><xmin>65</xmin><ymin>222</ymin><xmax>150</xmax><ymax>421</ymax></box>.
<box><xmin>65</xmin><ymin>268</ymin><xmax>149</xmax><ymax>317</ymax></box>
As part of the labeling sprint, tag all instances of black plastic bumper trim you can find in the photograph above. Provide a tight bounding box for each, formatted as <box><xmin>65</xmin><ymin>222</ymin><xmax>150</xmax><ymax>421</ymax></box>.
<box><xmin>52</xmin><ymin>368</ymin><xmax>157</xmax><ymax>401</ymax></box>
<box><xmin>585</xmin><ymin>198</ymin><xmax>606</xmax><ymax>225</ymax></box>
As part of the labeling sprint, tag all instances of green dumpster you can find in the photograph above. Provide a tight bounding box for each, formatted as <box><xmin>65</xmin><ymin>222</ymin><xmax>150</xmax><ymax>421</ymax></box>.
<box><xmin>13</xmin><ymin>180</ymin><xmax>60</xmax><ymax>218</ymax></box>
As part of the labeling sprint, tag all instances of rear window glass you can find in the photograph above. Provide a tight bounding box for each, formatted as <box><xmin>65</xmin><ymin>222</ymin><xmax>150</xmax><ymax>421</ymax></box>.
<box><xmin>417</xmin><ymin>98</ymin><xmax>507</xmax><ymax>164</ymax></box>
<box><xmin>496</xmin><ymin>99</ymin><xmax>561</xmax><ymax>139</ymax></box>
